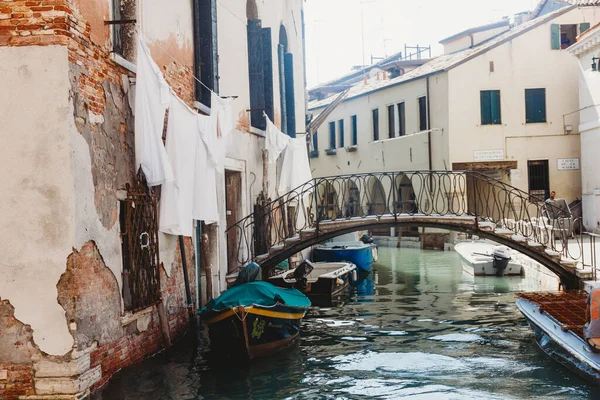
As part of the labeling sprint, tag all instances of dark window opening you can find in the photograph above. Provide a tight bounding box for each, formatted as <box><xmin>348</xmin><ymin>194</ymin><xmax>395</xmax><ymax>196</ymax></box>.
<box><xmin>397</xmin><ymin>102</ymin><xmax>405</xmax><ymax>136</ymax></box>
<box><xmin>372</xmin><ymin>109</ymin><xmax>379</xmax><ymax>141</ymax></box>
<box><xmin>329</xmin><ymin>121</ymin><xmax>336</xmax><ymax>150</ymax></box>
<box><xmin>418</xmin><ymin>96</ymin><xmax>428</xmax><ymax>131</ymax></box>
<box><xmin>528</xmin><ymin>160</ymin><xmax>550</xmax><ymax>201</ymax></box>
<box><xmin>525</xmin><ymin>88</ymin><xmax>546</xmax><ymax>123</ymax></box>
<box><xmin>551</xmin><ymin>23</ymin><xmax>588</xmax><ymax>50</ymax></box>
<box><xmin>480</xmin><ymin>90</ymin><xmax>502</xmax><ymax>125</ymax></box>
<box><xmin>351</xmin><ymin>115</ymin><xmax>358</xmax><ymax>145</ymax></box>
<box><xmin>338</xmin><ymin>119</ymin><xmax>345</xmax><ymax>148</ymax></box>
<box><xmin>388</xmin><ymin>104</ymin><xmax>395</xmax><ymax>139</ymax></box>
<box><xmin>313</xmin><ymin>131</ymin><xmax>318</xmax><ymax>153</ymax></box>
<box><xmin>112</xmin><ymin>0</ymin><xmax>137</xmax><ymax>61</ymax></box>
<box><xmin>193</xmin><ymin>0</ymin><xmax>219</xmax><ymax>108</ymax></box>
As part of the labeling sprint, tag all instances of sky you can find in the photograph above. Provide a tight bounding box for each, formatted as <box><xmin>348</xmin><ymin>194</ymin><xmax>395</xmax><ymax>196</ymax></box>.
<box><xmin>304</xmin><ymin>0</ymin><xmax>537</xmax><ymax>88</ymax></box>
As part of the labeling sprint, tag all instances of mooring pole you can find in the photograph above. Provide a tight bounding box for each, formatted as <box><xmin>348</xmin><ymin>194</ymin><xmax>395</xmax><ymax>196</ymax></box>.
<box><xmin>178</xmin><ymin>235</ymin><xmax>196</xmax><ymax>333</ymax></box>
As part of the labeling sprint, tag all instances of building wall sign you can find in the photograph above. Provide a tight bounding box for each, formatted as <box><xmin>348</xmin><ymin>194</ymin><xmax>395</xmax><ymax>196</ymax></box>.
<box><xmin>474</xmin><ymin>150</ymin><xmax>504</xmax><ymax>161</ymax></box>
<box><xmin>557</xmin><ymin>158</ymin><xmax>580</xmax><ymax>171</ymax></box>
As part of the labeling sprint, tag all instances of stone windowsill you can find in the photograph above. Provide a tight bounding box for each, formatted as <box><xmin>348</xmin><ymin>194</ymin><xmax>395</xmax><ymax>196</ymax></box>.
<box><xmin>120</xmin><ymin>305</ymin><xmax>154</xmax><ymax>327</ymax></box>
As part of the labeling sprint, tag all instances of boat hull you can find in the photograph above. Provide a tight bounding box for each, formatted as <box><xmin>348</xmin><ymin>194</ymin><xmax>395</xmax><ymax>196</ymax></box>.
<box><xmin>313</xmin><ymin>245</ymin><xmax>375</xmax><ymax>272</ymax></box>
<box><xmin>202</xmin><ymin>305</ymin><xmax>305</xmax><ymax>360</ymax></box>
<box><xmin>516</xmin><ymin>298</ymin><xmax>600</xmax><ymax>385</ymax></box>
<box><xmin>269</xmin><ymin>262</ymin><xmax>356</xmax><ymax>298</ymax></box>
<box><xmin>455</xmin><ymin>242</ymin><xmax>523</xmax><ymax>276</ymax></box>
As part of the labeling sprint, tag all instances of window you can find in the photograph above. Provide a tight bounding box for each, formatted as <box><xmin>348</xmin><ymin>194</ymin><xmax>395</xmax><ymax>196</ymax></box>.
<box><xmin>480</xmin><ymin>90</ymin><xmax>501</xmax><ymax>125</ymax></box>
<box><xmin>194</xmin><ymin>0</ymin><xmax>219</xmax><ymax>108</ymax></box>
<box><xmin>528</xmin><ymin>160</ymin><xmax>550</xmax><ymax>201</ymax></box>
<box><xmin>351</xmin><ymin>115</ymin><xmax>358</xmax><ymax>145</ymax></box>
<box><xmin>329</xmin><ymin>121</ymin><xmax>336</xmax><ymax>149</ymax></box>
<box><xmin>313</xmin><ymin>131</ymin><xmax>318</xmax><ymax>152</ymax></box>
<box><xmin>525</xmin><ymin>88</ymin><xmax>546</xmax><ymax>123</ymax></box>
<box><xmin>418</xmin><ymin>96</ymin><xmax>428</xmax><ymax>131</ymax></box>
<box><xmin>551</xmin><ymin>23</ymin><xmax>589</xmax><ymax>50</ymax></box>
<box><xmin>388</xmin><ymin>104</ymin><xmax>395</xmax><ymax>139</ymax></box>
<box><xmin>372</xmin><ymin>109</ymin><xmax>379</xmax><ymax>141</ymax></box>
<box><xmin>111</xmin><ymin>0</ymin><xmax>137</xmax><ymax>61</ymax></box>
<box><xmin>397</xmin><ymin>102</ymin><xmax>406</xmax><ymax>136</ymax></box>
<box><xmin>338</xmin><ymin>119</ymin><xmax>345</xmax><ymax>148</ymax></box>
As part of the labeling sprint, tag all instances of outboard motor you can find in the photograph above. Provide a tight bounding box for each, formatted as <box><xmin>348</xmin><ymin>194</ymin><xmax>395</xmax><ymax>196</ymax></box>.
<box><xmin>492</xmin><ymin>246</ymin><xmax>511</xmax><ymax>277</ymax></box>
<box><xmin>293</xmin><ymin>260</ymin><xmax>315</xmax><ymax>291</ymax></box>
<box><xmin>361</xmin><ymin>234</ymin><xmax>374</xmax><ymax>244</ymax></box>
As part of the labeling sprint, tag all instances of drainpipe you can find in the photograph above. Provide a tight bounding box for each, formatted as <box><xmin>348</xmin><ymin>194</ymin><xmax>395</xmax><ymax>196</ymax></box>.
<box><xmin>426</xmin><ymin>76</ymin><xmax>432</xmax><ymax>172</ymax></box>
<box><xmin>195</xmin><ymin>222</ymin><xmax>202</xmax><ymax>307</ymax></box>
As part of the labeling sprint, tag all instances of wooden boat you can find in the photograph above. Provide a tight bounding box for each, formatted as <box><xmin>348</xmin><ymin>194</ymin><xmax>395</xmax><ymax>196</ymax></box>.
<box><xmin>198</xmin><ymin>281</ymin><xmax>311</xmax><ymax>360</ymax></box>
<box><xmin>454</xmin><ymin>241</ymin><xmax>523</xmax><ymax>276</ymax></box>
<box><xmin>269</xmin><ymin>261</ymin><xmax>357</xmax><ymax>298</ymax></box>
<box><xmin>313</xmin><ymin>242</ymin><xmax>377</xmax><ymax>272</ymax></box>
<box><xmin>516</xmin><ymin>291</ymin><xmax>600</xmax><ymax>385</ymax></box>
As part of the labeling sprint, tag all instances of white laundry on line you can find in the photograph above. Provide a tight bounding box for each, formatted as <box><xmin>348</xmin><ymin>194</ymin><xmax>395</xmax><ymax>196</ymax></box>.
<box><xmin>265</xmin><ymin>115</ymin><xmax>291</xmax><ymax>164</ymax></box>
<box><xmin>134</xmin><ymin>39</ymin><xmax>174</xmax><ymax>187</ymax></box>
<box><xmin>278</xmin><ymin>136</ymin><xmax>313</xmax><ymax>197</ymax></box>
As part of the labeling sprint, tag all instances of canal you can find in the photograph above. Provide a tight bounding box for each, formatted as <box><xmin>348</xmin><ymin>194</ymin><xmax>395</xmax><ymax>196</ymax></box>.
<box><xmin>92</xmin><ymin>246</ymin><xmax>596</xmax><ymax>399</ymax></box>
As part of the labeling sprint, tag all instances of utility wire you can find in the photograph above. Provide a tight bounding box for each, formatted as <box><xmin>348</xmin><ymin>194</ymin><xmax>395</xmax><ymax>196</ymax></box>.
<box><xmin>216</xmin><ymin>0</ymin><xmax>247</xmax><ymax>27</ymax></box>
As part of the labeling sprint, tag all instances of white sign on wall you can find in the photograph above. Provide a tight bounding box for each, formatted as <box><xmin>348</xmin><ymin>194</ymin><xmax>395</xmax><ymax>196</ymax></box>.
<box><xmin>474</xmin><ymin>150</ymin><xmax>504</xmax><ymax>161</ymax></box>
<box><xmin>557</xmin><ymin>158</ymin><xmax>580</xmax><ymax>171</ymax></box>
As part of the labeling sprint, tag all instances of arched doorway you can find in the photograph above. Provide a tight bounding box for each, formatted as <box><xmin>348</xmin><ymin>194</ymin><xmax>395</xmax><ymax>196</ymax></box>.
<box><xmin>368</xmin><ymin>177</ymin><xmax>389</xmax><ymax>236</ymax></box>
<box><xmin>317</xmin><ymin>182</ymin><xmax>341</xmax><ymax>220</ymax></box>
<box><xmin>396</xmin><ymin>174</ymin><xmax>417</xmax><ymax>214</ymax></box>
<box><xmin>344</xmin><ymin>180</ymin><xmax>362</xmax><ymax>217</ymax></box>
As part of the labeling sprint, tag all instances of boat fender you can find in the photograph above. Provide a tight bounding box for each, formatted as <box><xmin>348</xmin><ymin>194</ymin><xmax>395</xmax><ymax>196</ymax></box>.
<box><xmin>351</xmin><ymin>270</ymin><xmax>358</xmax><ymax>281</ymax></box>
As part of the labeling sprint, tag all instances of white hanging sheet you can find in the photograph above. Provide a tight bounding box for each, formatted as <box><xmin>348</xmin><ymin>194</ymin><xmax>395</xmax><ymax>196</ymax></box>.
<box><xmin>265</xmin><ymin>116</ymin><xmax>291</xmax><ymax>164</ymax></box>
<box><xmin>199</xmin><ymin>93</ymin><xmax>234</xmax><ymax>173</ymax></box>
<box><xmin>134</xmin><ymin>39</ymin><xmax>174</xmax><ymax>186</ymax></box>
<box><xmin>278</xmin><ymin>136</ymin><xmax>313</xmax><ymax>197</ymax></box>
<box><xmin>193</xmin><ymin>115</ymin><xmax>219</xmax><ymax>224</ymax></box>
<box><xmin>159</xmin><ymin>97</ymin><xmax>199</xmax><ymax>237</ymax></box>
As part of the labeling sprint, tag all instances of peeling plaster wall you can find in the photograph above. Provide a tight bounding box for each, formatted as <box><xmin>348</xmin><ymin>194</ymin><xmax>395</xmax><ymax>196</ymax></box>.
<box><xmin>0</xmin><ymin>45</ymin><xmax>75</xmax><ymax>356</ymax></box>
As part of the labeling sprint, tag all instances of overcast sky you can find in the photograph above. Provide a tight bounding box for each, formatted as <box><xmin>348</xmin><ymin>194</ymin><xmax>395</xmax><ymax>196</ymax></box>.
<box><xmin>304</xmin><ymin>0</ymin><xmax>537</xmax><ymax>88</ymax></box>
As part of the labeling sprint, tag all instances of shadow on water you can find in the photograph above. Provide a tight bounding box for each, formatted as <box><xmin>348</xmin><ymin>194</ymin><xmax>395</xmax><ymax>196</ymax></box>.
<box><xmin>93</xmin><ymin>247</ymin><xmax>596</xmax><ymax>400</ymax></box>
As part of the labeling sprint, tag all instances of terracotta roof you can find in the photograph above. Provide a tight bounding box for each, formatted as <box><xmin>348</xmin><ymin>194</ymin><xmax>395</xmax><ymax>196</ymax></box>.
<box><xmin>309</xmin><ymin>6</ymin><xmax>574</xmax><ymax>110</ymax></box>
<box><xmin>439</xmin><ymin>20</ymin><xmax>511</xmax><ymax>44</ymax></box>
<box><xmin>569</xmin><ymin>0</ymin><xmax>600</xmax><ymax>5</ymax></box>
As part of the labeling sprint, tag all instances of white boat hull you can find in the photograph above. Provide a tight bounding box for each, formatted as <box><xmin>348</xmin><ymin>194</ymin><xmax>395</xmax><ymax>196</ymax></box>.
<box><xmin>455</xmin><ymin>242</ymin><xmax>523</xmax><ymax>276</ymax></box>
<box><xmin>517</xmin><ymin>298</ymin><xmax>600</xmax><ymax>384</ymax></box>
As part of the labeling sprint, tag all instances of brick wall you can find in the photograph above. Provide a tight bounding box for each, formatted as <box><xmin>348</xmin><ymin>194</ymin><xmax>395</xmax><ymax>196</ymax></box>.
<box><xmin>0</xmin><ymin>364</ymin><xmax>35</xmax><ymax>400</ymax></box>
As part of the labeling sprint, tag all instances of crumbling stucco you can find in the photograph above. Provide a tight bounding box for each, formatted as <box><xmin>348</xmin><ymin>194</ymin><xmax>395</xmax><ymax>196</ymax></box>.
<box><xmin>0</xmin><ymin>300</ymin><xmax>39</xmax><ymax>365</ymax></box>
<box><xmin>57</xmin><ymin>242</ymin><xmax>122</xmax><ymax>350</ymax></box>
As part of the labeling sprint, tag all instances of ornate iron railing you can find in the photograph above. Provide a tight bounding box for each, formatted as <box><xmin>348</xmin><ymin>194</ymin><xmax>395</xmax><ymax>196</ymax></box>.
<box><xmin>226</xmin><ymin>171</ymin><xmax>591</xmax><ymax>276</ymax></box>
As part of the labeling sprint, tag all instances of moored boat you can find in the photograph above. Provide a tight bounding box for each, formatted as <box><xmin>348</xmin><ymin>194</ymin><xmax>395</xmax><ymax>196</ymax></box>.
<box><xmin>198</xmin><ymin>281</ymin><xmax>311</xmax><ymax>360</ymax></box>
<box><xmin>516</xmin><ymin>291</ymin><xmax>600</xmax><ymax>385</ymax></box>
<box><xmin>269</xmin><ymin>260</ymin><xmax>357</xmax><ymax>298</ymax></box>
<box><xmin>313</xmin><ymin>242</ymin><xmax>377</xmax><ymax>272</ymax></box>
<box><xmin>454</xmin><ymin>241</ymin><xmax>523</xmax><ymax>276</ymax></box>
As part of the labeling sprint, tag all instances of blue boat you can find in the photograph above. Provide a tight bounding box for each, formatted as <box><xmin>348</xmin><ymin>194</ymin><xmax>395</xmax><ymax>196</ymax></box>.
<box><xmin>198</xmin><ymin>281</ymin><xmax>311</xmax><ymax>360</ymax></box>
<box><xmin>313</xmin><ymin>242</ymin><xmax>377</xmax><ymax>272</ymax></box>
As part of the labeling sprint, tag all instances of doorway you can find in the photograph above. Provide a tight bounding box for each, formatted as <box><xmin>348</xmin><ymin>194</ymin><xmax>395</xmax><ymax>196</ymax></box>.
<box><xmin>527</xmin><ymin>160</ymin><xmax>550</xmax><ymax>202</ymax></box>
<box><xmin>225</xmin><ymin>170</ymin><xmax>243</xmax><ymax>273</ymax></box>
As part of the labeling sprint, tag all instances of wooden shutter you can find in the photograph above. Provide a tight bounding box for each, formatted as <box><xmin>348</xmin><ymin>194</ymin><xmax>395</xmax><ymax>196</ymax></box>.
<box><xmin>388</xmin><ymin>104</ymin><xmax>395</xmax><ymax>138</ymax></box>
<box><xmin>581</xmin><ymin>23</ymin><xmax>591</xmax><ymax>34</ymax></box>
<box><xmin>329</xmin><ymin>121</ymin><xmax>335</xmax><ymax>149</ymax></box>
<box><xmin>247</xmin><ymin>20</ymin><xmax>266</xmax><ymax>130</ymax></box>
<box><xmin>418</xmin><ymin>97</ymin><xmax>427</xmax><ymax>131</ymax></box>
<box><xmin>372</xmin><ymin>109</ymin><xmax>379</xmax><ymax>141</ymax></box>
<box><xmin>491</xmin><ymin>90</ymin><xmax>501</xmax><ymax>124</ymax></box>
<box><xmin>351</xmin><ymin>115</ymin><xmax>358</xmax><ymax>145</ymax></box>
<box><xmin>278</xmin><ymin>44</ymin><xmax>287</xmax><ymax>134</ymax></box>
<box><xmin>313</xmin><ymin>131</ymin><xmax>318</xmax><ymax>152</ymax></box>
<box><xmin>284</xmin><ymin>53</ymin><xmax>296</xmax><ymax>138</ymax></box>
<box><xmin>262</xmin><ymin>28</ymin><xmax>274</xmax><ymax>123</ymax></box>
<box><xmin>480</xmin><ymin>91</ymin><xmax>492</xmax><ymax>125</ymax></box>
<box><xmin>551</xmin><ymin>24</ymin><xmax>560</xmax><ymax>50</ymax></box>
<box><xmin>398</xmin><ymin>102</ymin><xmax>405</xmax><ymax>136</ymax></box>
<box><xmin>338</xmin><ymin>120</ymin><xmax>344</xmax><ymax>148</ymax></box>
<box><xmin>526</xmin><ymin>89</ymin><xmax>546</xmax><ymax>123</ymax></box>
<box><xmin>194</xmin><ymin>0</ymin><xmax>219</xmax><ymax>108</ymax></box>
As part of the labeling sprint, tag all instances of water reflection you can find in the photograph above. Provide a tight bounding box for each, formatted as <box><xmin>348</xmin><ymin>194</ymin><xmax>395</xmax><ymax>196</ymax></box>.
<box><xmin>93</xmin><ymin>246</ymin><xmax>593</xmax><ymax>400</ymax></box>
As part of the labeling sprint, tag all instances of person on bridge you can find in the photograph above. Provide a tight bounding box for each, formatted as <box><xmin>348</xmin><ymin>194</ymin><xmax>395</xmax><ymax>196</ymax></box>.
<box><xmin>545</xmin><ymin>191</ymin><xmax>556</xmax><ymax>203</ymax></box>
<box><xmin>584</xmin><ymin>288</ymin><xmax>600</xmax><ymax>352</ymax></box>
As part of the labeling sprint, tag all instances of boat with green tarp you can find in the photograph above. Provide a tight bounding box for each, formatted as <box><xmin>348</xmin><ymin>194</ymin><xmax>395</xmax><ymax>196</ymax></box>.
<box><xmin>198</xmin><ymin>281</ymin><xmax>311</xmax><ymax>359</ymax></box>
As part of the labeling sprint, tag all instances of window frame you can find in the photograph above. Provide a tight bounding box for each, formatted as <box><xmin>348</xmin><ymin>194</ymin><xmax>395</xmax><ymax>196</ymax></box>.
<box><xmin>338</xmin><ymin>119</ymin><xmax>345</xmax><ymax>148</ymax></box>
<box><xmin>397</xmin><ymin>102</ymin><xmax>406</xmax><ymax>136</ymax></box>
<box><xmin>387</xmin><ymin>104</ymin><xmax>396</xmax><ymax>139</ymax></box>
<box><xmin>351</xmin><ymin>115</ymin><xmax>358</xmax><ymax>146</ymax></box>
<box><xmin>329</xmin><ymin>121</ymin><xmax>336</xmax><ymax>150</ymax></box>
<box><xmin>372</xmin><ymin>108</ymin><xmax>380</xmax><ymax>141</ymax></box>
<box><xmin>418</xmin><ymin>96</ymin><xmax>428</xmax><ymax>132</ymax></box>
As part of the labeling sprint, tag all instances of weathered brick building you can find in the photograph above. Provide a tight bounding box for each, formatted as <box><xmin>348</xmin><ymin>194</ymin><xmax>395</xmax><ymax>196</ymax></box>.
<box><xmin>0</xmin><ymin>0</ymin><xmax>306</xmax><ymax>398</ymax></box>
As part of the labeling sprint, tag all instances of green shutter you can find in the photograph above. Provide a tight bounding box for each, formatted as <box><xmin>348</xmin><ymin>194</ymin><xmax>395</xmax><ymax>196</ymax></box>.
<box><xmin>491</xmin><ymin>90</ymin><xmax>501</xmax><ymax>124</ymax></box>
<box><xmin>480</xmin><ymin>91</ymin><xmax>492</xmax><ymax>125</ymax></box>
<box><xmin>526</xmin><ymin>89</ymin><xmax>546</xmax><ymax>123</ymax></box>
<box><xmin>551</xmin><ymin>24</ymin><xmax>560</xmax><ymax>50</ymax></box>
<box><xmin>581</xmin><ymin>22</ymin><xmax>591</xmax><ymax>34</ymax></box>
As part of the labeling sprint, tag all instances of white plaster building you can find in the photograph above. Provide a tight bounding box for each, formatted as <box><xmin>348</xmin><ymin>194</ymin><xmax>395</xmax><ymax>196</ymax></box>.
<box><xmin>309</xmin><ymin>2</ymin><xmax>598</xmax><ymax>212</ymax></box>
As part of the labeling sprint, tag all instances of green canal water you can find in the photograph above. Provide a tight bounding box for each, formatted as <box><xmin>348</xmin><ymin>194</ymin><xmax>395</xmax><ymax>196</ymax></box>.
<box><xmin>92</xmin><ymin>246</ymin><xmax>596</xmax><ymax>399</ymax></box>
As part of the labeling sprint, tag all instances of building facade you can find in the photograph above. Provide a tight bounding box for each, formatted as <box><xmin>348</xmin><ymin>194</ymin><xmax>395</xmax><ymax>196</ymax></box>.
<box><xmin>309</xmin><ymin>4</ymin><xmax>594</xmax><ymax>213</ymax></box>
<box><xmin>0</xmin><ymin>0</ymin><xmax>306</xmax><ymax>398</ymax></box>
<box><xmin>569</xmin><ymin>23</ymin><xmax>600</xmax><ymax>233</ymax></box>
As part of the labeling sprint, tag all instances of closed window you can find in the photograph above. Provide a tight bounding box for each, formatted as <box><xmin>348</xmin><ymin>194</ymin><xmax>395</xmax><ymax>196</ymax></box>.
<box><xmin>480</xmin><ymin>90</ymin><xmax>501</xmax><ymax>125</ymax></box>
<box><xmin>338</xmin><ymin>119</ymin><xmax>345</xmax><ymax>148</ymax></box>
<box><xmin>397</xmin><ymin>102</ymin><xmax>405</xmax><ymax>136</ymax></box>
<box><xmin>329</xmin><ymin>121</ymin><xmax>336</xmax><ymax>149</ymax></box>
<box><xmin>313</xmin><ymin>131</ymin><xmax>318</xmax><ymax>152</ymax></box>
<box><xmin>111</xmin><ymin>0</ymin><xmax>137</xmax><ymax>62</ymax></box>
<box><xmin>372</xmin><ymin>109</ymin><xmax>379</xmax><ymax>141</ymax></box>
<box><xmin>525</xmin><ymin>88</ymin><xmax>546</xmax><ymax>123</ymax></box>
<box><xmin>351</xmin><ymin>115</ymin><xmax>358</xmax><ymax>146</ymax></box>
<box><xmin>388</xmin><ymin>104</ymin><xmax>395</xmax><ymax>139</ymax></box>
<box><xmin>418</xmin><ymin>96</ymin><xmax>427</xmax><ymax>131</ymax></box>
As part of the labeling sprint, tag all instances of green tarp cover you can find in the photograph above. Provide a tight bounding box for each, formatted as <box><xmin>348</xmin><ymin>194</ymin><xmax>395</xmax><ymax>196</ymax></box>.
<box><xmin>199</xmin><ymin>282</ymin><xmax>311</xmax><ymax>313</ymax></box>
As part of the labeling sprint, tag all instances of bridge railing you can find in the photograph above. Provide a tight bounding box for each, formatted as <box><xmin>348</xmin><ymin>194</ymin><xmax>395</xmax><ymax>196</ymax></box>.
<box><xmin>226</xmin><ymin>171</ymin><xmax>590</xmax><ymax>274</ymax></box>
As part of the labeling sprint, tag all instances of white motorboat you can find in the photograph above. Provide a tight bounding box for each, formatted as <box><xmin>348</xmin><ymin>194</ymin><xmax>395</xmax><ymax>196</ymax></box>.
<box><xmin>269</xmin><ymin>261</ymin><xmax>357</xmax><ymax>297</ymax></box>
<box><xmin>454</xmin><ymin>241</ymin><xmax>523</xmax><ymax>276</ymax></box>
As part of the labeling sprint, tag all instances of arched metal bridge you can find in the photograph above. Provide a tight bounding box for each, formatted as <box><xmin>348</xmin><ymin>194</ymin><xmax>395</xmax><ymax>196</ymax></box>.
<box><xmin>226</xmin><ymin>171</ymin><xmax>596</xmax><ymax>289</ymax></box>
